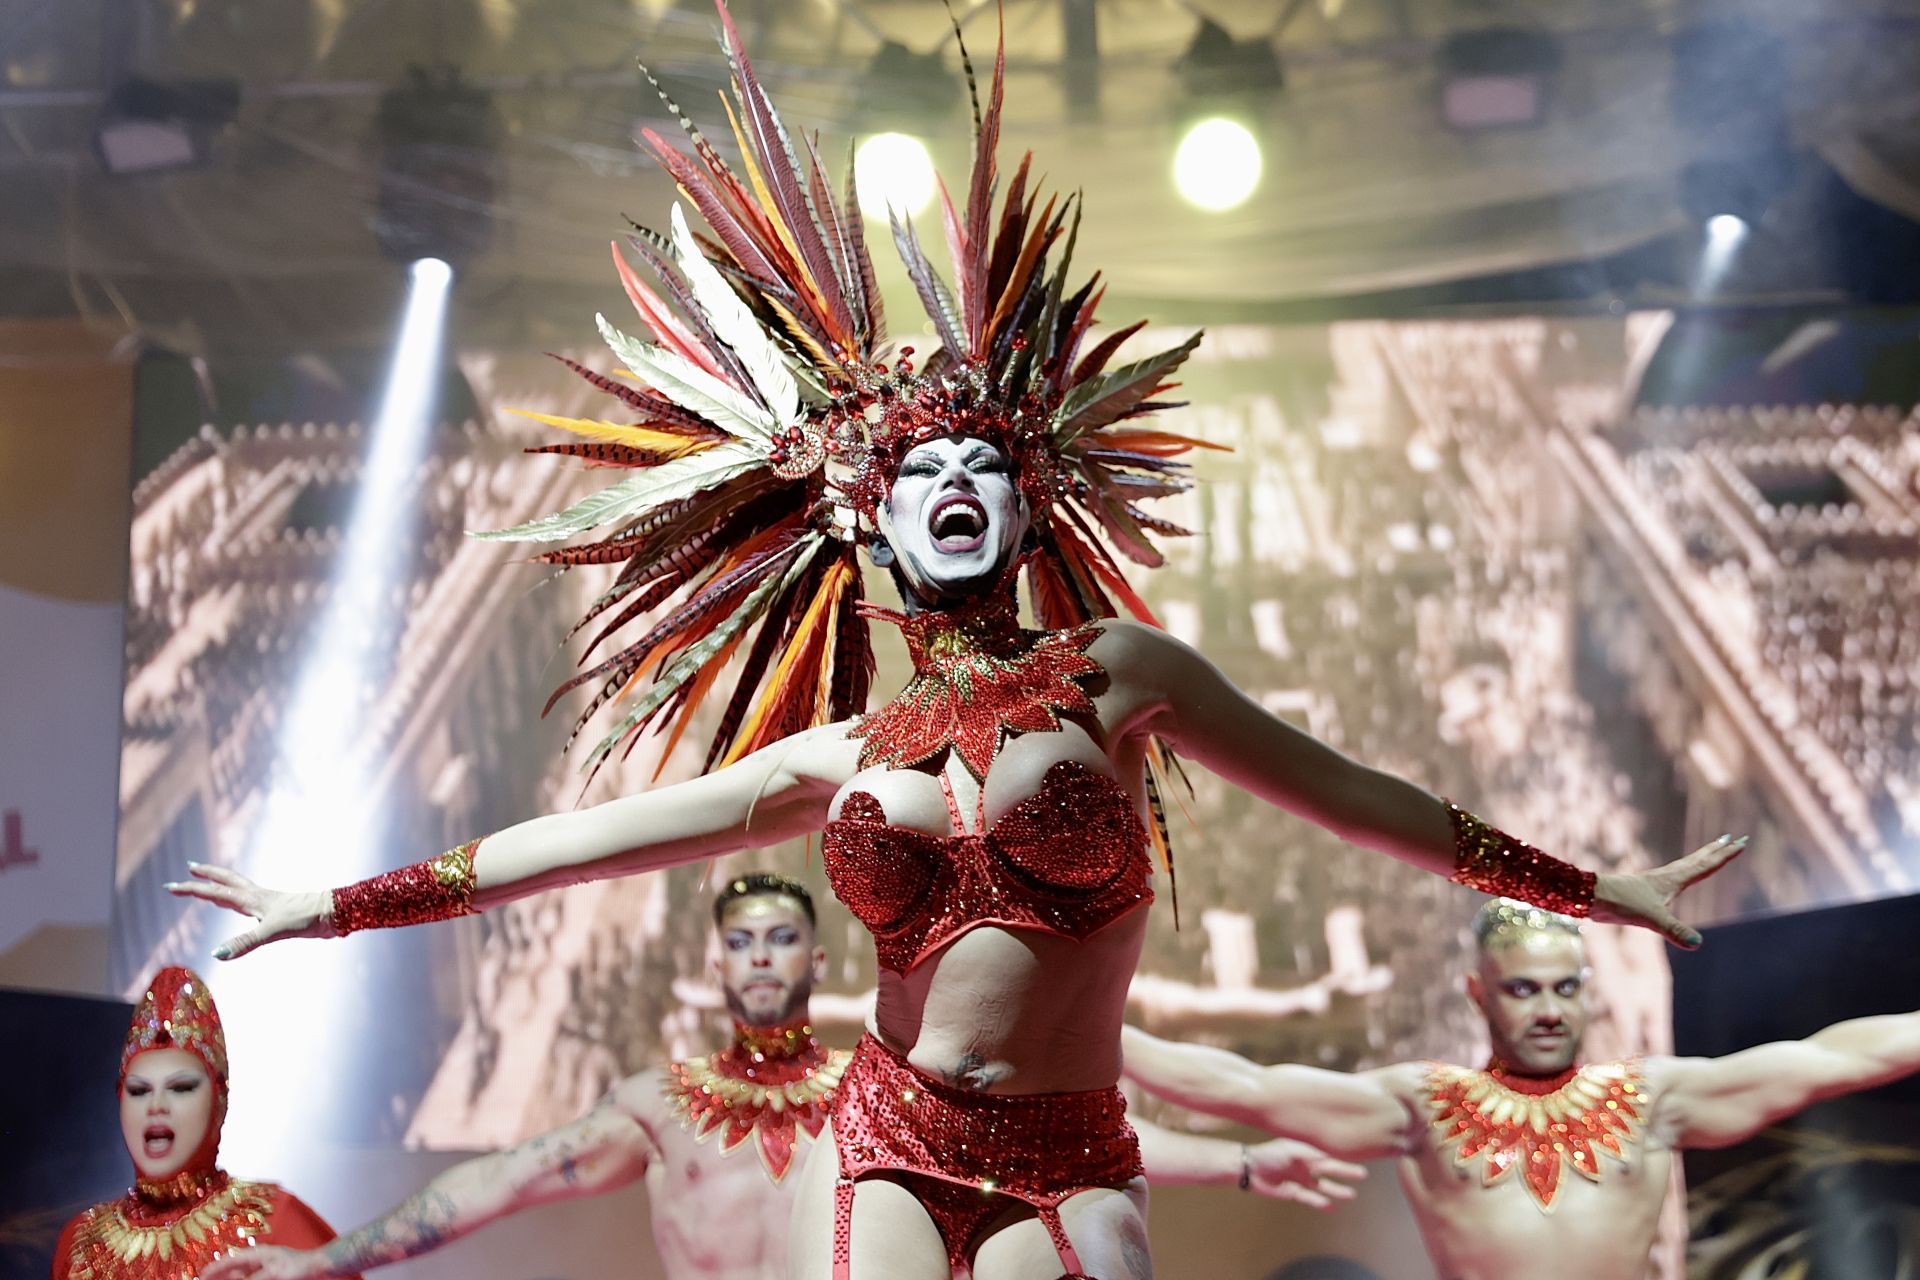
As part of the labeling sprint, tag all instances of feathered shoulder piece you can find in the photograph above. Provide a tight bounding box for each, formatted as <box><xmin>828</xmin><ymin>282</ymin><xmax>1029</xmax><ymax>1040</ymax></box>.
<box><xmin>481</xmin><ymin>0</ymin><xmax>1219</xmax><ymax>783</ymax></box>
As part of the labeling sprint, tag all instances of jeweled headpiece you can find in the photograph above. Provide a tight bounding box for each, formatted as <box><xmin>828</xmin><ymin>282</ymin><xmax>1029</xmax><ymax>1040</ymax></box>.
<box><xmin>121</xmin><ymin>965</ymin><xmax>228</xmax><ymax>1089</ymax></box>
<box><xmin>484</xmin><ymin>1</ymin><xmax>1212</xmax><ymax>781</ymax></box>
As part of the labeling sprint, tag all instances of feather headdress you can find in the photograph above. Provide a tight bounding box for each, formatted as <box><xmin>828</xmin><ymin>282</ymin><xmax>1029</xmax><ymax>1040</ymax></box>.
<box><xmin>483</xmin><ymin>0</ymin><xmax>1216</xmax><ymax>785</ymax></box>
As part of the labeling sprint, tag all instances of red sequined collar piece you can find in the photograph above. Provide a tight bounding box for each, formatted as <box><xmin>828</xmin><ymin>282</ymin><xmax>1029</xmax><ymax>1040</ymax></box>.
<box><xmin>850</xmin><ymin>597</ymin><xmax>1104</xmax><ymax>780</ymax></box>
<box><xmin>1424</xmin><ymin>1058</ymin><xmax>1645</xmax><ymax>1212</ymax></box>
<box><xmin>66</xmin><ymin>1172</ymin><xmax>279</xmax><ymax>1278</ymax></box>
<box><xmin>663</xmin><ymin>1019</ymin><xmax>849</xmax><ymax>1183</ymax></box>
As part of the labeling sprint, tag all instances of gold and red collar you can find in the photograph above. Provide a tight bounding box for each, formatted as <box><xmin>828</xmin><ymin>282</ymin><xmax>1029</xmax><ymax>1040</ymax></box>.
<box><xmin>1424</xmin><ymin>1058</ymin><xmax>1645</xmax><ymax>1212</ymax></box>
<box><xmin>664</xmin><ymin>1018</ymin><xmax>848</xmax><ymax>1182</ymax></box>
<box><xmin>67</xmin><ymin>1172</ymin><xmax>279</xmax><ymax>1277</ymax></box>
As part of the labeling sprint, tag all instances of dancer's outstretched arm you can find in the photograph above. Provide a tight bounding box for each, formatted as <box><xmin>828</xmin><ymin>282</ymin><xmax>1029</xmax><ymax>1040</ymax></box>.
<box><xmin>1096</xmin><ymin>621</ymin><xmax>1745</xmax><ymax>946</ymax></box>
<box><xmin>1131</xmin><ymin>1112</ymin><xmax>1366</xmax><ymax>1209</ymax></box>
<box><xmin>170</xmin><ymin>722</ymin><xmax>864</xmax><ymax>957</ymax></box>
<box><xmin>1122</xmin><ymin>1027</ymin><xmax>1417</xmax><ymax>1162</ymax></box>
<box><xmin>198</xmin><ymin>1084</ymin><xmax>660</xmax><ymax>1280</ymax></box>
<box><xmin>1653</xmin><ymin>1010</ymin><xmax>1920</xmax><ymax>1149</ymax></box>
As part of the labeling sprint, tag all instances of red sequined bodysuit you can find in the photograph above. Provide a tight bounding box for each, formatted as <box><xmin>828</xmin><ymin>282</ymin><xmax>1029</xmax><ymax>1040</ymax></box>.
<box><xmin>819</xmin><ymin>603</ymin><xmax>1153</xmax><ymax>1279</ymax></box>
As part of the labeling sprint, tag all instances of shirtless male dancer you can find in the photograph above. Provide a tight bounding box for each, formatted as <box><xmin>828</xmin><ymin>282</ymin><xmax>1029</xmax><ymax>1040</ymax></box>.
<box><xmin>1121</xmin><ymin>898</ymin><xmax>1920</xmax><ymax>1280</ymax></box>
<box><xmin>201</xmin><ymin>874</ymin><xmax>1359</xmax><ymax>1280</ymax></box>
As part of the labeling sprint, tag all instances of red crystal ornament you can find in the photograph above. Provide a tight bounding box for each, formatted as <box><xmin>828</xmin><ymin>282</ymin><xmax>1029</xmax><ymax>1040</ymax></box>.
<box><xmin>1424</xmin><ymin>1058</ymin><xmax>1646</xmax><ymax>1212</ymax></box>
<box><xmin>663</xmin><ymin>1018</ymin><xmax>848</xmax><ymax>1182</ymax></box>
<box><xmin>850</xmin><ymin>596</ymin><xmax>1103</xmax><ymax>780</ymax></box>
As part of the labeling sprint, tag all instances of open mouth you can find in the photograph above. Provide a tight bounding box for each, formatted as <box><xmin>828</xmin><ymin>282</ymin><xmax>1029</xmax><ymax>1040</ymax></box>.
<box><xmin>143</xmin><ymin>1124</ymin><xmax>175</xmax><ymax>1157</ymax></box>
<box><xmin>927</xmin><ymin>494</ymin><xmax>988</xmax><ymax>553</ymax></box>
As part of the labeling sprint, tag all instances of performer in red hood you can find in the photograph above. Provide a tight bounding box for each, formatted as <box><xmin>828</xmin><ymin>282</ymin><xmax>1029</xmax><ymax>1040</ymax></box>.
<box><xmin>51</xmin><ymin>966</ymin><xmax>359</xmax><ymax>1280</ymax></box>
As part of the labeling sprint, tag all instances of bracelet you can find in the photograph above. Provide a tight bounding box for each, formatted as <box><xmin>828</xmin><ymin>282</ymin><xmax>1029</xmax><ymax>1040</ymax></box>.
<box><xmin>1444</xmin><ymin>802</ymin><xmax>1594</xmax><ymax>917</ymax></box>
<box><xmin>331</xmin><ymin>839</ymin><xmax>482</xmax><ymax>935</ymax></box>
<box><xmin>1238</xmin><ymin>1143</ymin><xmax>1252</xmax><ymax>1192</ymax></box>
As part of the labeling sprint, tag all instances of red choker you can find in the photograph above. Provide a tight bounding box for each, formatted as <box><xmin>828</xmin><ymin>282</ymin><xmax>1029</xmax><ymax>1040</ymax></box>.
<box><xmin>850</xmin><ymin>597</ymin><xmax>1103</xmax><ymax>780</ymax></box>
<box><xmin>663</xmin><ymin>1020</ymin><xmax>848</xmax><ymax>1182</ymax></box>
<box><xmin>131</xmin><ymin>1167</ymin><xmax>226</xmax><ymax>1217</ymax></box>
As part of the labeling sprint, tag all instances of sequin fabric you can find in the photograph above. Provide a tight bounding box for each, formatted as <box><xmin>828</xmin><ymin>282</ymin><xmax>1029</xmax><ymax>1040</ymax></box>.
<box><xmin>63</xmin><ymin>1173</ymin><xmax>277</xmax><ymax>1279</ymax></box>
<box><xmin>1446</xmin><ymin>803</ymin><xmax>1595</xmax><ymax>917</ymax></box>
<box><xmin>824</xmin><ymin>760</ymin><xmax>1152</xmax><ymax>975</ymax></box>
<box><xmin>830</xmin><ymin>1034</ymin><xmax>1140</xmax><ymax>1277</ymax></box>
<box><xmin>1424</xmin><ymin>1058</ymin><xmax>1645</xmax><ymax>1212</ymax></box>
<box><xmin>662</xmin><ymin>1018</ymin><xmax>850</xmax><ymax>1182</ymax></box>
<box><xmin>849</xmin><ymin>597</ymin><xmax>1104</xmax><ymax>780</ymax></box>
<box><xmin>331</xmin><ymin>838</ymin><xmax>480</xmax><ymax>935</ymax></box>
<box><xmin>121</xmin><ymin>967</ymin><xmax>227</xmax><ymax>1086</ymax></box>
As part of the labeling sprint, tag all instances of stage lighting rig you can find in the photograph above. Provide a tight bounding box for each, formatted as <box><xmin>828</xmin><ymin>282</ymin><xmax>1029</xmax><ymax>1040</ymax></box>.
<box><xmin>856</xmin><ymin>39</ymin><xmax>963</xmax><ymax>137</ymax></box>
<box><xmin>375</xmin><ymin>66</ymin><xmax>500</xmax><ymax>266</ymax></box>
<box><xmin>1436</xmin><ymin>28</ymin><xmax>1561</xmax><ymax>131</ymax></box>
<box><xmin>1174</xmin><ymin>18</ymin><xmax>1282</xmax><ymax>113</ymax></box>
<box><xmin>94</xmin><ymin>76</ymin><xmax>239</xmax><ymax>176</ymax></box>
<box><xmin>1672</xmin><ymin>21</ymin><xmax>1796</xmax><ymax>227</ymax></box>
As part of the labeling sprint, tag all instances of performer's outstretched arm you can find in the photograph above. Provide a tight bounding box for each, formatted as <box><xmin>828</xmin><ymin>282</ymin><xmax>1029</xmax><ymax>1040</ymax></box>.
<box><xmin>198</xmin><ymin>1091</ymin><xmax>658</xmax><ymax>1280</ymax></box>
<box><xmin>1122</xmin><ymin>1027</ymin><xmax>1416</xmax><ymax>1162</ymax></box>
<box><xmin>1655</xmin><ymin>1011</ymin><xmax>1920</xmax><ymax>1149</ymax></box>
<box><xmin>1130</xmin><ymin>1112</ymin><xmax>1365</xmax><ymax>1209</ymax></box>
<box><xmin>170</xmin><ymin>723</ymin><xmax>862</xmax><ymax>957</ymax></box>
<box><xmin>1097</xmin><ymin>620</ymin><xmax>1744</xmax><ymax>946</ymax></box>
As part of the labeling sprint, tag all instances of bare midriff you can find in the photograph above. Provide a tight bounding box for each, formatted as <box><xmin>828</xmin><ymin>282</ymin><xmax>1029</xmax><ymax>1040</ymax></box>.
<box><xmin>835</xmin><ymin>724</ymin><xmax>1153</xmax><ymax>1096</ymax></box>
<box><xmin>874</xmin><ymin>910</ymin><xmax>1149</xmax><ymax>1094</ymax></box>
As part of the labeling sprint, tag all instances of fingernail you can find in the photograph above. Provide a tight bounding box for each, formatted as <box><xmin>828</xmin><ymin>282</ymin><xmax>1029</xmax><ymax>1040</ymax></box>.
<box><xmin>1718</xmin><ymin>833</ymin><xmax>1732</xmax><ymax>842</ymax></box>
<box><xmin>1683</xmin><ymin>930</ymin><xmax>1702</xmax><ymax>948</ymax></box>
<box><xmin>1731</xmin><ymin>836</ymin><xmax>1750</xmax><ymax>847</ymax></box>
<box><xmin>189</xmin><ymin>861</ymin><xmax>205</xmax><ymax>869</ymax></box>
<box><xmin>212</xmin><ymin>945</ymin><xmax>232</xmax><ymax>960</ymax></box>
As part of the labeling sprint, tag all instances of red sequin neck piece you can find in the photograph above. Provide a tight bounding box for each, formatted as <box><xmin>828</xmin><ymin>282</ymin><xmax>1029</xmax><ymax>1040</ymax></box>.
<box><xmin>1424</xmin><ymin>1058</ymin><xmax>1646</xmax><ymax>1212</ymax></box>
<box><xmin>66</xmin><ymin>1173</ymin><xmax>279</xmax><ymax>1280</ymax></box>
<box><xmin>663</xmin><ymin>1021</ymin><xmax>849</xmax><ymax>1183</ymax></box>
<box><xmin>131</xmin><ymin>1167</ymin><xmax>225</xmax><ymax>1215</ymax></box>
<box><xmin>850</xmin><ymin>596</ymin><xmax>1103</xmax><ymax>780</ymax></box>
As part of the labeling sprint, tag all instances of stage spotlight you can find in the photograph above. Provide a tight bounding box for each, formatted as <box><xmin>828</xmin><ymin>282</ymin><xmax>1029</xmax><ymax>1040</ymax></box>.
<box><xmin>213</xmin><ymin>251</ymin><xmax>454</xmax><ymax>1177</ymax></box>
<box><xmin>854</xmin><ymin>132</ymin><xmax>937</xmax><ymax>220</ymax></box>
<box><xmin>94</xmin><ymin>77</ymin><xmax>238</xmax><ymax>175</ymax></box>
<box><xmin>1437</xmin><ymin>28</ymin><xmax>1560</xmax><ymax>131</ymax></box>
<box><xmin>1173</xmin><ymin>117</ymin><xmax>1262</xmax><ymax>212</ymax></box>
<box><xmin>1707</xmin><ymin>214</ymin><xmax>1748</xmax><ymax>243</ymax></box>
<box><xmin>1697</xmin><ymin>214</ymin><xmax>1749</xmax><ymax>294</ymax></box>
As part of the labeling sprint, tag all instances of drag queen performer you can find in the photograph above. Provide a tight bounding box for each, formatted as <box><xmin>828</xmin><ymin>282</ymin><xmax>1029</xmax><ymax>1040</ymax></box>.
<box><xmin>172</xmin><ymin>6</ymin><xmax>1742</xmax><ymax>1276</ymax></box>
<box><xmin>52</xmin><ymin>967</ymin><xmax>360</xmax><ymax>1280</ymax></box>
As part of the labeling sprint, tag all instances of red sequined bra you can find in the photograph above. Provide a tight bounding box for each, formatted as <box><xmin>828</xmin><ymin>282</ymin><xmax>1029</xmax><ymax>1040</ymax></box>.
<box><xmin>823</xmin><ymin>760</ymin><xmax>1153</xmax><ymax>975</ymax></box>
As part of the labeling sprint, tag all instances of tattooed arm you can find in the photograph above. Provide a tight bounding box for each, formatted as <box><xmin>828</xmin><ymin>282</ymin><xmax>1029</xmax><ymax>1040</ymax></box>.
<box><xmin>200</xmin><ymin>1083</ymin><xmax>659</xmax><ymax>1280</ymax></box>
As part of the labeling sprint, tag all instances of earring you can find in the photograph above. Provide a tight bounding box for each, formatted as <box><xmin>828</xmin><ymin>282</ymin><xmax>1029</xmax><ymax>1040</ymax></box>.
<box><xmin>868</xmin><ymin>536</ymin><xmax>895</xmax><ymax>568</ymax></box>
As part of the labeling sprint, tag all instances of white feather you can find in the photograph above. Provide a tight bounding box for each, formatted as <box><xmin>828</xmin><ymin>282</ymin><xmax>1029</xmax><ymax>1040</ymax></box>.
<box><xmin>669</xmin><ymin>204</ymin><xmax>804</xmax><ymax>426</ymax></box>
<box><xmin>596</xmin><ymin>314</ymin><xmax>775</xmax><ymax>445</ymax></box>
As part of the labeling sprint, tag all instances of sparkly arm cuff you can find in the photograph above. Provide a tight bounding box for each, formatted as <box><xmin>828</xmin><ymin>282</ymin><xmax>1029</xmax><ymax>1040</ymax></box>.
<box><xmin>1444</xmin><ymin>803</ymin><xmax>1595</xmax><ymax>918</ymax></box>
<box><xmin>330</xmin><ymin>839</ymin><xmax>481</xmax><ymax>936</ymax></box>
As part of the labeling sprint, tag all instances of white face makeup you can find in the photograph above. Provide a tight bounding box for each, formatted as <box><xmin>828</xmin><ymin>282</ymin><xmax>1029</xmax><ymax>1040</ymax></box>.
<box><xmin>120</xmin><ymin>1047</ymin><xmax>217</xmax><ymax>1180</ymax></box>
<box><xmin>882</xmin><ymin>434</ymin><xmax>1029</xmax><ymax>604</ymax></box>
